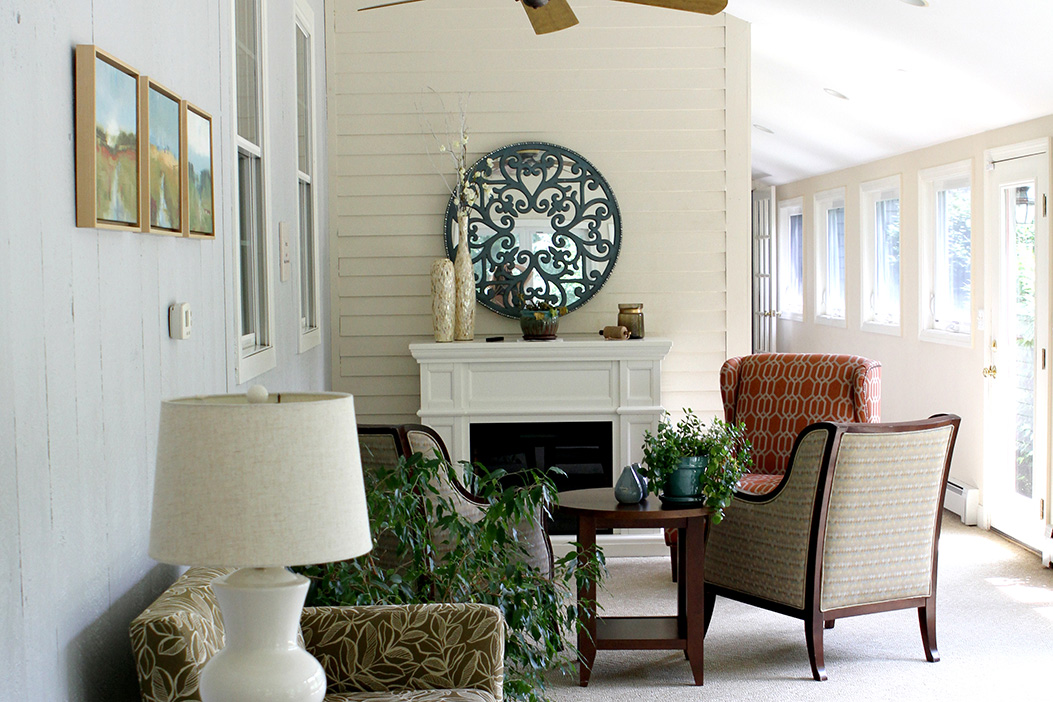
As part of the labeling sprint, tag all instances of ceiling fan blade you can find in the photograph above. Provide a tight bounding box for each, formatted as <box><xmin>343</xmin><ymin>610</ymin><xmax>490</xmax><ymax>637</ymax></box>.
<box><xmin>358</xmin><ymin>0</ymin><xmax>426</xmax><ymax>11</ymax></box>
<box><xmin>522</xmin><ymin>0</ymin><xmax>579</xmax><ymax>35</ymax></box>
<box><xmin>609</xmin><ymin>0</ymin><xmax>727</xmax><ymax>15</ymax></box>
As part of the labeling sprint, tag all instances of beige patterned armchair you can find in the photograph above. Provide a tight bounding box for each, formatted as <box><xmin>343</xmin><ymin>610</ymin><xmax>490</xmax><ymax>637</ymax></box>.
<box><xmin>704</xmin><ymin>415</ymin><xmax>960</xmax><ymax>681</ymax></box>
<box><xmin>357</xmin><ymin>424</ymin><xmax>554</xmax><ymax>581</ymax></box>
<box><xmin>129</xmin><ymin>567</ymin><xmax>506</xmax><ymax>702</ymax></box>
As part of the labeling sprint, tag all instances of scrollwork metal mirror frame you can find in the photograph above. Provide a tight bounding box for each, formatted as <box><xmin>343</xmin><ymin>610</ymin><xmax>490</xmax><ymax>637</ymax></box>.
<box><xmin>443</xmin><ymin>141</ymin><xmax>621</xmax><ymax>319</ymax></box>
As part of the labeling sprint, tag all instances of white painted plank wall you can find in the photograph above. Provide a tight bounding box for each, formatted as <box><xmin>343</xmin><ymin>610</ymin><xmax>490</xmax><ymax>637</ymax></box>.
<box><xmin>328</xmin><ymin>0</ymin><xmax>749</xmax><ymax>422</ymax></box>
<box><xmin>0</xmin><ymin>0</ymin><xmax>330</xmax><ymax>698</ymax></box>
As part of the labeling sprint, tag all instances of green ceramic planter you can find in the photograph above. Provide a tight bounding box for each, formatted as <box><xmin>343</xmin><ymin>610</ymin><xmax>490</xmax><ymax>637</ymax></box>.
<box><xmin>662</xmin><ymin>455</ymin><xmax>710</xmax><ymax>500</ymax></box>
<box><xmin>520</xmin><ymin>312</ymin><xmax>559</xmax><ymax>340</ymax></box>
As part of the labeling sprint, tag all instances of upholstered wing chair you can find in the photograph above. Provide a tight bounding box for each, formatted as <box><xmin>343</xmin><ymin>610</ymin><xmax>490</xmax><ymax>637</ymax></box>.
<box><xmin>722</xmin><ymin>353</ymin><xmax>882</xmax><ymax>496</ymax></box>
<box><xmin>357</xmin><ymin>424</ymin><xmax>554</xmax><ymax>582</ymax></box>
<box><xmin>130</xmin><ymin>566</ymin><xmax>506</xmax><ymax>702</ymax></box>
<box><xmin>703</xmin><ymin>414</ymin><xmax>961</xmax><ymax>681</ymax></box>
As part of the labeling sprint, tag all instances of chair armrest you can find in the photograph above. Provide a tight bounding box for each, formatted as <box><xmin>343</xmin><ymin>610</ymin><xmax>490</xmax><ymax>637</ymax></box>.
<box><xmin>301</xmin><ymin>602</ymin><xmax>505</xmax><ymax>700</ymax></box>
<box><xmin>704</xmin><ymin>425</ymin><xmax>833</xmax><ymax>610</ymax></box>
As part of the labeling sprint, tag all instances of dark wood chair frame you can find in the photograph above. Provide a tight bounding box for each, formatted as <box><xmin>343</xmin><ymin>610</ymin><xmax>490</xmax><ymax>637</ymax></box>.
<box><xmin>357</xmin><ymin>422</ymin><xmax>556</xmax><ymax>577</ymax></box>
<box><xmin>703</xmin><ymin>414</ymin><xmax>961</xmax><ymax>681</ymax></box>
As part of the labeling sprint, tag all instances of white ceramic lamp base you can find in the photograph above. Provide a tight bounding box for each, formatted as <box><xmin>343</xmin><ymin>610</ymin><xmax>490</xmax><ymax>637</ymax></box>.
<box><xmin>200</xmin><ymin>567</ymin><xmax>326</xmax><ymax>702</ymax></box>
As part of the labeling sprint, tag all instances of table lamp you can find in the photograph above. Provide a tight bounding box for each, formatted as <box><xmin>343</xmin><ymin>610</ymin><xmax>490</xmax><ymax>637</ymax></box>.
<box><xmin>149</xmin><ymin>386</ymin><xmax>372</xmax><ymax>702</ymax></box>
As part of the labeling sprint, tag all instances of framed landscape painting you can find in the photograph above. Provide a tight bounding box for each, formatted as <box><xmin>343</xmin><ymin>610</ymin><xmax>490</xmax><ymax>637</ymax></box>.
<box><xmin>141</xmin><ymin>78</ymin><xmax>184</xmax><ymax>235</ymax></box>
<box><xmin>185</xmin><ymin>102</ymin><xmax>214</xmax><ymax>238</ymax></box>
<box><xmin>75</xmin><ymin>45</ymin><xmax>142</xmax><ymax>230</ymax></box>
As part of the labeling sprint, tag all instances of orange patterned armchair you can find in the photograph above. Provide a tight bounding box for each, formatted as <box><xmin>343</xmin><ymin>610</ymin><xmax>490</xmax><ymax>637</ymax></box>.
<box><xmin>722</xmin><ymin>353</ymin><xmax>881</xmax><ymax>496</ymax></box>
<box><xmin>666</xmin><ymin>353</ymin><xmax>881</xmax><ymax>577</ymax></box>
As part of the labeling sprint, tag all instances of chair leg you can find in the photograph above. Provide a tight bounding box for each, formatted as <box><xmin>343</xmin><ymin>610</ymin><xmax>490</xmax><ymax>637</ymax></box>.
<box><xmin>805</xmin><ymin>616</ymin><xmax>828</xmax><ymax>681</ymax></box>
<box><xmin>703</xmin><ymin>590</ymin><xmax>716</xmax><ymax>637</ymax></box>
<box><xmin>824</xmin><ymin>619</ymin><xmax>835</xmax><ymax>629</ymax></box>
<box><xmin>670</xmin><ymin>541</ymin><xmax>678</xmax><ymax>582</ymax></box>
<box><xmin>918</xmin><ymin>600</ymin><xmax>940</xmax><ymax>663</ymax></box>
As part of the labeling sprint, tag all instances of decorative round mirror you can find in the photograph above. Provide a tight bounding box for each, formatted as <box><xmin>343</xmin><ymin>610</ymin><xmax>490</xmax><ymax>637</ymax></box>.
<box><xmin>444</xmin><ymin>142</ymin><xmax>621</xmax><ymax>319</ymax></box>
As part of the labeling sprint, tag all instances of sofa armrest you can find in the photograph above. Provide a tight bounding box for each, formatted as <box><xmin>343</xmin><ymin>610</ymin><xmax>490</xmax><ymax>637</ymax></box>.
<box><xmin>129</xmin><ymin>566</ymin><xmax>234</xmax><ymax>702</ymax></box>
<box><xmin>301</xmin><ymin>602</ymin><xmax>505</xmax><ymax>701</ymax></box>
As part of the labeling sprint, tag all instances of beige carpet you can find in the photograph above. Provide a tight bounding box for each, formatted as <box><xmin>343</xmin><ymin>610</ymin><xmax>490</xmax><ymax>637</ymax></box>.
<box><xmin>544</xmin><ymin>513</ymin><xmax>1053</xmax><ymax>701</ymax></box>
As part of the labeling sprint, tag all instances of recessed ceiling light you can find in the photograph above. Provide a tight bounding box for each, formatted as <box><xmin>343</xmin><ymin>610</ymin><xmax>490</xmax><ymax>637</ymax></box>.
<box><xmin>752</xmin><ymin>124</ymin><xmax>774</xmax><ymax>134</ymax></box>
<box><xmin>824</xmin><ymin>88</ymin><xmax>850</xmax><ymax>100</ymax></box>
<box><xmin>899</xmin><ymin>0</ymin><xmax>929</xmax><ymax>6</ymax></box>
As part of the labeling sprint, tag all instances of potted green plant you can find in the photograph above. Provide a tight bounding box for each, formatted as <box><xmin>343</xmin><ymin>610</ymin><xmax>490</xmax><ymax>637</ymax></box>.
<box><xmin>519</xmin><ymin>298</ymin><xmax>567</xmax><ymax>340</ymax></box>
<box><xmin>296</xmin><ymin>452</ymin><xmax>605</xmax><ymax>702</ymax></box>
<box><xmin>640</xmin><ymin>409</ymin><xmax>752</xmax><ymax>523</ymax></box>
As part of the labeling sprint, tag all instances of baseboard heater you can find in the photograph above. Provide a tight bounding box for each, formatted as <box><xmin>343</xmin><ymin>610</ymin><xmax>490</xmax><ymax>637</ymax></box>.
<box><xmin>944</xmin><ymin>479</ymin><xmax>979</xmax><ymax>526</ymax></box>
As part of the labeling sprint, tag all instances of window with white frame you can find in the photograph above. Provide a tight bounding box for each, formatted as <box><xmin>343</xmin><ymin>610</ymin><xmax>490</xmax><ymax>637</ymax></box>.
<box><xmin>814</xmin><ymin>188</ymin><xmax>846</xmax><ymax>323</ymax></box>
<box><xmin>234</xmin><ymin>0</ymin><xmax>275</xmax><ymax>381</ymax></box>
<box><xmin>861</xmin><ymin>176</ymin><xmax>901</xmax><ymax>330</ymax></box>
<box><xmin>295</xmin><ymin>4</ymin><xmax>321</xmax><ymax>352</ymax></box>
<box><xmin>920</xmin><ymin>161</ymin><xmax>972</xmax><ymax>342</ymax></box>
<box><xmin>777</xmin><ymin>198</ymin><xmax>804</xmax><ymax>319</ymax></box>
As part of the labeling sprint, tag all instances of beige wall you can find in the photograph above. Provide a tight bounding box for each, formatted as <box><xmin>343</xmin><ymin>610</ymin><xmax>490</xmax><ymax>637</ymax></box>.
<box><xmin>776</xmin><ymin>113</ymin><xmax>1053</xmax><ymax>505</ymax></box>
<box><xmin>327</xmin><ymin>0</ymin><xmax>751</xmax><ymax>423</ymax></box>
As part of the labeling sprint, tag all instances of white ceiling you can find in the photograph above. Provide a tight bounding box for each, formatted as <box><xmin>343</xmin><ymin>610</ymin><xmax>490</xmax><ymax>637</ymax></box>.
<box><xmin>727</xmin><ymin>0</ymin><xmax>1053</xmax><ymax>186</ymax></box>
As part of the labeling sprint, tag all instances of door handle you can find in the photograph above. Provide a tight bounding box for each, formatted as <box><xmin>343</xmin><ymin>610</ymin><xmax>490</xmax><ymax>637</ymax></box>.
<box><xmin>982</xmin><ymin>365</ymin><xmax>997</xmax><ymax>379</ymax></box>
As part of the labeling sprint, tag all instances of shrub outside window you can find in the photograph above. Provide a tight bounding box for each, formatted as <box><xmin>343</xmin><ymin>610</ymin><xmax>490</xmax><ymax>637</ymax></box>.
<box><xmin>814</xmin><ymin>188</ymin><xmax>846</xmax><ymax>324</ymax></box>
<box><xmin>861</xmin><ymin>176</ymin><xmax>901</xmax><ymax>332</ymax></box>
<box><xmin>920</xmin><ymin>162</ymin><xmax>972</xmax><ymax>344</ymax></box>
<box><xmin>777</xmin><ymin>198</ymin><xmax>804</xmax><ymax>320</ymax></box>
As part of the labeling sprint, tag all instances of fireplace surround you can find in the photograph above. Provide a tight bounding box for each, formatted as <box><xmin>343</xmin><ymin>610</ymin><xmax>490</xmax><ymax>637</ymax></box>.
<box><xmin>410</xmin><ymin>337</ymin><xmax>672</xmax><ymax>554</ymax></box>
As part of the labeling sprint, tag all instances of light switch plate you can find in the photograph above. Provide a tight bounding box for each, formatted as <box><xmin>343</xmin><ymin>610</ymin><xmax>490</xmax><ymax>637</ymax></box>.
<box><xmin>279</xmin><ymin>222</ymin><xmax>291</xmax><ymax>282</ymax></box>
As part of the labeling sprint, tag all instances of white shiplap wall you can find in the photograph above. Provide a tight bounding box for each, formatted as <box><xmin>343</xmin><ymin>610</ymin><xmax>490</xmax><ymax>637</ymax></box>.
<box><xmin>328</xmin><ymin>0</ymin><xmax>750</xmax><ymax>422</ymax></box>
<box><xmin>0</xmin><ymin>0</ymin><xmax>330</xmax><ymax>698</ymax></box>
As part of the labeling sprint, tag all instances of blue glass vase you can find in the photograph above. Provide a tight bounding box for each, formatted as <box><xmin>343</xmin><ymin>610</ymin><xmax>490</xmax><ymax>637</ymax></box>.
<box><xmin>615</xmin><ymin>463</ymin><xmax>647</xmax><ymax>504</ymax></box>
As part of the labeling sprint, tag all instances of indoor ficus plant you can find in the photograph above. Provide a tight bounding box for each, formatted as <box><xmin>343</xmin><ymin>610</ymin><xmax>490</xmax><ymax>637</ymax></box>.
<box><xmin>296</xmin><ymin>451</ymin><xmax>606</xmax><ymax>702</ymax></box>
<box><xmin>640</xmin><ymin>409</ymin><xmax>753</xmax><ymax>523</ymax></box>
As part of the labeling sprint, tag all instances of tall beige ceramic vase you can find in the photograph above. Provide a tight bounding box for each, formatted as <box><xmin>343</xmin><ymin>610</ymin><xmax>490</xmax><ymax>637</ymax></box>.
<box><xmin>453</xmin><ymin>210</ymin><xmax>475</xmax><ymax>341</ymax></box>
<box><xmin>431</xmin><ymin>258</ymin><xmax>455</xmax><ymax>342</ymax></box>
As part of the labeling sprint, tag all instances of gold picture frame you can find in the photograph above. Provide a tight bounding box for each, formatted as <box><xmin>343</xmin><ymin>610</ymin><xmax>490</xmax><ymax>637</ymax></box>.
<box><xmin>140</xmin><ymin>78</ymin><xmax>185</xmax><ymax>236</ymax></box>
<box><xmin>75</xmin><ymin>45</ymin><xmax>143</xmax><ymax>231</ymax></box>
<box><xmin>185</xmin><ymin>102</ymin><xmax>215</xmax><ymax>239</ymax></box>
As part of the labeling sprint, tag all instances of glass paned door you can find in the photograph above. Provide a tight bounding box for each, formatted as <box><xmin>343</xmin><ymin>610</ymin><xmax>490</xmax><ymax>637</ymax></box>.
<box><xmin>1011</xmin><ymin>184</ymin><xmax>1036</xmax><ymax>502</ymax></box>
<box><xmin>752</xmin><ymin>186</ymin><xmax>776</xmax><ymax>352</ymax></box>
<box><xmin>984</xmin><ymin>148</ymin><xmax>1050</xmax><ymax>552</ymax></box>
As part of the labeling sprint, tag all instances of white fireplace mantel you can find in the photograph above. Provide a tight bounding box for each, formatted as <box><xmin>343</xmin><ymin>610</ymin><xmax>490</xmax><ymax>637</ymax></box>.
<box><xmin>410</xmin><ymin>336</ymin><xmax>672</xmax><ymax>467</ymax></box>
<box><xmin>410</xmin><ymin>336</ymin><xmax>673</xmax><ymax>555</ymax></box>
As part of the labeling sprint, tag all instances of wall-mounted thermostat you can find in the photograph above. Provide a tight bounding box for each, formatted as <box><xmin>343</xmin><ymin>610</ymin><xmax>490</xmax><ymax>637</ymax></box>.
<box><xmin>169</xmin><ymin>302</ymin><xmax>192</xmax><ymax>340</ymax></box>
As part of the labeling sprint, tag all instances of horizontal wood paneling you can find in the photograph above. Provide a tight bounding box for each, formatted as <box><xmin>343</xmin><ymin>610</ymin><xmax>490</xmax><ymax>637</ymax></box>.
<box><xmin>328</xmin><ymin>0</ymin><xmax>738</xmax><ymax>422</ymax></box>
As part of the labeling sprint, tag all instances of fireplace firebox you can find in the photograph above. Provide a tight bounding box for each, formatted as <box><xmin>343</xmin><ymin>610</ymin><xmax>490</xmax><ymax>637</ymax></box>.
<box><xmin>470</xmin><ymin>421</ymin><xmax>613</xmax><ymax>535</ymax></box>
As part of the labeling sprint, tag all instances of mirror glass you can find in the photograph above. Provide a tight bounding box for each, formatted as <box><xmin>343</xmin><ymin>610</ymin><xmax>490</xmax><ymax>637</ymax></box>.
<box><xmin>444</xmin><ymin>142</ymin><xmax>621</xmax><ymax>318</ymax></box>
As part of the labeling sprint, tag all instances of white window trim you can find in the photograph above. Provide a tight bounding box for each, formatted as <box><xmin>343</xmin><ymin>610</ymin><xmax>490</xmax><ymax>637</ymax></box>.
<box><xmin>814</xmin><ymin>187</ymin><xmax>847</xmax><ymax>327</ymax></box>
<box><xmin>777</xmin><ymin>197</ymin><xmax>804</xmax><ymax>321</ymax></box>
<box><xmin>860</xmin><ymin>175</ymin><xmax>902</xmax><ymax>336</ymax></box>
<box><xmin>295</xmin><ymin>0</ymin><xmax>322</xmax><ymax>354</ymax></box>
<box><xmin>233</xmin><ymin>0</ymin><xmax>276</xmax><ymax>383</ymax></box>
<box><xmin>919</xmin><ymin>160</ymin><xmax>973</xmax><ymax>347</ymax></box>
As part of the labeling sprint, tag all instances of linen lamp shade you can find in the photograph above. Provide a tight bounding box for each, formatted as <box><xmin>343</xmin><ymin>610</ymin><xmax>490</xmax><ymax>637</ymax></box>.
<box><xmin>149</xmin><ymin>390</ymin><xmax>372</xmax><ymax>568</ymax></box>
